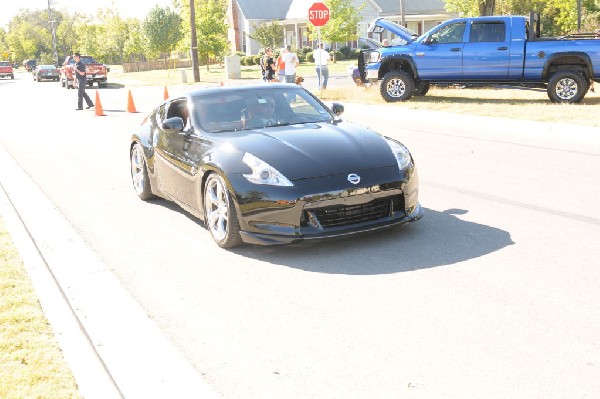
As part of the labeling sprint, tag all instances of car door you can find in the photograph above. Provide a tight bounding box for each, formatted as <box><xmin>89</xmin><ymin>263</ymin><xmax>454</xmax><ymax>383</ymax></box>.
<box><xmin>462</xmin><ymin>20</ymin><xmax>511</xmax><ymax>80</ymax></box>
<box><xmin>414</xmin><ymin>21</ymin><xmax>466</xmax><ymax>80</ymax></box>
<box><xmin>154</xmin><ymin>99</ymin><xmax>198</xmax><ymax>207</ymax></box>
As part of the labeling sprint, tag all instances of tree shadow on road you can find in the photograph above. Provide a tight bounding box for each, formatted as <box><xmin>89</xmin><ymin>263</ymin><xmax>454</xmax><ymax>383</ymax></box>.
<box><xmin>234</xmin><ymin>207</ymin><xmax>514</xmax><ymax>275</ymax></box>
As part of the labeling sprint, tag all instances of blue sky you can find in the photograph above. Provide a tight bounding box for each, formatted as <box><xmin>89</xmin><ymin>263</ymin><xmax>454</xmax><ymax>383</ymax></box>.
<box><xmin>2</xmin><ymin>0</ymin><xmax>172</xmax><ymax>28</ymax></box>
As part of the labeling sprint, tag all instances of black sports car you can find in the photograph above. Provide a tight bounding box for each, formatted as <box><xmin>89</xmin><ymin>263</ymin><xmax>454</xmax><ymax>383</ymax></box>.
<box><xmin>130</xmin><ymin>84</ymin><xmax>423</xmax><ymax>248</ymax></box>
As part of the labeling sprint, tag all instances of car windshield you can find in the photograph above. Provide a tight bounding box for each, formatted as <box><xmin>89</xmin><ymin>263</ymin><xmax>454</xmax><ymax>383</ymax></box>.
<box><xmin>192</xmin><ymin>86</ymin><xmax>334</xmax><ymax>133</ymax></box>
<box><xmin>0</xmin><ymin>62</ymin><xmax>11</xmax><ymax>66</ymax></box>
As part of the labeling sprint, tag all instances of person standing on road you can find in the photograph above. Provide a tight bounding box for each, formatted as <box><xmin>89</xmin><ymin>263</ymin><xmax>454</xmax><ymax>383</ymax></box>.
<box><xmin>276</xmin><ymin>48</ymin><xmax>286</xmax><ymax>82</ymax></box>
<box><xmin>265</xmin><ymin>48</ymin><xmax>277</xmax><ymax>83</ymax></box>
<box><xmin>282</xmin><ymin>45</ymin><xmax>299</xmax><ymax>84</ymax></box>
<box><xmin>314</xmin><ymin>43</ymin><xmax>331</xmax><ymax>89</ymax></box>
<box><xmin>73</xmin><ymin>52</ymin><xmax>94</xmax><ymax>111</ymax></box>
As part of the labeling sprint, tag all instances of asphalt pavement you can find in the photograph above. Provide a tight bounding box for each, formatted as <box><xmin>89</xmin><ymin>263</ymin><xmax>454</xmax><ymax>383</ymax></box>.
<box><xmin>1</xmin><ymin>70</ymin><xmax>599</xmax><ymax>398</ymax></box>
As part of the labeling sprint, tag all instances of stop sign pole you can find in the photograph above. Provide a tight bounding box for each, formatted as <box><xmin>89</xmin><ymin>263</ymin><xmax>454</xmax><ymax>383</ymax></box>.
<box><xmin>308</xmin><ymin>2</ymin><xmax>330</xmax><ymax>92</ymax></box>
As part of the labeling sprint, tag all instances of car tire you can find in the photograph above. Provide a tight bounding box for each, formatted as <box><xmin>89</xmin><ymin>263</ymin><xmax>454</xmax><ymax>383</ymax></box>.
<box><xmin>413</xmin><ymin>81</ymin><xmax>430</xmax><ymax>96</ymax></box>
<box><xmin>203</xmin><ymin>173</ymin><xmax>242</xmax><ymax>248</ymax></box>
<box><xmin>380</xmin><ymin>70</ymin><xmax>415</xmax><ymax>102</ymax></box>
<box><xmin>130</xmin><ymin>144</ymin><xmax>155</xmax><ymax>201</ymax></box>
<box><xmin>547</xmin><ymin>70</ymin><xmax>588</xmax><ymax>103</ymax></box>
<box><xmin>10</xmin><ymin>74</ymin><xmax>14</xmax><ymax>79</ymax></box>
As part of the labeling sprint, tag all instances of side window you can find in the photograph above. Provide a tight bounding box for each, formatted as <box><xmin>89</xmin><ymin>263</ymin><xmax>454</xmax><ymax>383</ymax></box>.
<box><xmin>432</xmin><ymin>22</ymin><xmax>466</xmax><ymax>44</ymax></box>
<box><xmin>470</xmin><ymin>22</ymin><xmax>506</xmax><ymax>43</ymax></box>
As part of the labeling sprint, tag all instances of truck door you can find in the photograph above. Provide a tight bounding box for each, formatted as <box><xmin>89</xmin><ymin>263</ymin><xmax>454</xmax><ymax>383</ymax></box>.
<box><xmin>414</xmin><ymin>21</ymin><xmax>466</xmax><ymax>80</ymax></box>
<box><xmin>462</xmin><ymin>21</ymin><xmax>510</xmax><ymax>79</ymax></box>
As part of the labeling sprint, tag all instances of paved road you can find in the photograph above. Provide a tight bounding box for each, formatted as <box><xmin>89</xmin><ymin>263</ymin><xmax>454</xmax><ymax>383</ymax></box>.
<box><xmin>1</xmin><ymin>69</ymin><xmax>599</xmax><ymax>399</ymax></box>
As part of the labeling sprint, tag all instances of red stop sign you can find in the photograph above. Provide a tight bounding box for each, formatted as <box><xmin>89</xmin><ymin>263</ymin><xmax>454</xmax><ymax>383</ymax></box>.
<box><xmin>308</xmin><ymin>2</ymin><xmax>330</xmax><ymax>27</ymax></box>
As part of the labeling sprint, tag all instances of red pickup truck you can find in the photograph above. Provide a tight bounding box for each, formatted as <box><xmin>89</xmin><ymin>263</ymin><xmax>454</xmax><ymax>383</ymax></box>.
<box><xmin>0</xmin><ymin>61</ymin><xmax>14</xmax><ymax>79</ymax></box>
<box><xmin>60</xmin><ymin>55</ymin><xmax>108</xmax><ymax>89</ymax></box>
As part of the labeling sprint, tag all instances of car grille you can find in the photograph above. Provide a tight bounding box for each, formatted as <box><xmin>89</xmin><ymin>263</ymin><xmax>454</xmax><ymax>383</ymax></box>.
<box><xmin>305</xmin><ymin>195</ymin><xmax>404</xmax><ymax>229</ymax></box>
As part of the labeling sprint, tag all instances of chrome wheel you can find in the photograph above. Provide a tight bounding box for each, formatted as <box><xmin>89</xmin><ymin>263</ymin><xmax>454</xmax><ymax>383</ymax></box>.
<box><xmin>555</xmin><ymin>78</ymin><xmax>578</xmax><ymax>101</ymax></box>
<box><xmin>204</xmin><ymin>174</ymin><xmax>242</xmax><ymax>248</ymax></box>
<box><xmin>386</xmin><ymin>78</ymin><xmax>407</xmax><ymax>98</ymax></box>
<box><xmin>130</xmin><ymin>144</ymin><xmax>154</xmax><ymax>200</ymax></box>
<box><xmin>205</xmin><ymin>177</ymin><xmax>229</xmax><ymax>242</ymax></box>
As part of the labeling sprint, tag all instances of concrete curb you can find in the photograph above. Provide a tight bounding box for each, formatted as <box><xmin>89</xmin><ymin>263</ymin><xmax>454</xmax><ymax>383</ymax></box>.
<box><xmin>0</xmin><ymin>144</ymin><xmax>218</xmax><ymax>399</ymax></box>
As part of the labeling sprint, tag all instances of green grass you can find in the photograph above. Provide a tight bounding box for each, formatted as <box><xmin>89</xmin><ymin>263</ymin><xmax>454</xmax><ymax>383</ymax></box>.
<box><xmin>0</xmin><ymin>217</ymin><xmax>81</xmax><ymax>399</ymax></box>
<box><xmin>110</xmin><ymin>60</ymin><xmax>600</xmax><ymax>127</ymax></box>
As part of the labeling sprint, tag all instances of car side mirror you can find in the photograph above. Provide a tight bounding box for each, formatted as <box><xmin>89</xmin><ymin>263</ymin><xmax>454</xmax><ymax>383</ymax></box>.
<box><xmin>331</xmin><ymin>103</ymin><xmax>344</xmax><ymax>117</ymax></box>
<box><xmin>423</xmin><ymin>36</ymin><xmax>433</xmax><ymax>45</ymax></box>
<box><xmin>162</xmin><ymin>117</ymin><xmax>184</xmax><ymax>132</ymax></box>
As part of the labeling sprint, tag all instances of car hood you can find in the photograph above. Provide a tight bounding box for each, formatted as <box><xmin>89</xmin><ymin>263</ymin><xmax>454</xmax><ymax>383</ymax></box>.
<box><xmin>369</xmin><ymin>18</ymin><xmax>416</xmax><ymax>44</ymax></box>
<box><xmin>220</xmin><ymin>122</ymin><xmax>398</xmax><ymax>180</ymax></box>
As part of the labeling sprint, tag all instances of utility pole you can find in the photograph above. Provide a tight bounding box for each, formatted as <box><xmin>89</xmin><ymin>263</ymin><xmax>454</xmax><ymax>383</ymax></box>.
<box><xmin>47</xmin><ymin>0</ymin><xmax>59</xmax><ymax>65</ymax></box>
<box><xmin>399</xmin><ymin>0</ymin><xmax>406</xmax><ymax>26</ymax></box>
<box><xmin>577</xmin><ymin>0</ymin><xmax>582</xmax><ymax>32</ymax></box>
<box><xmin>190</xmin><ymin>0</ymin><xmax>200</xmax><ymax>82</ymax></box>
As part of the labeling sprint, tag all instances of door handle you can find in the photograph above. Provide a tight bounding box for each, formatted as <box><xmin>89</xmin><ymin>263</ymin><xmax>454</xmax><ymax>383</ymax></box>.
<box><xmin>497</xmin><ymin>47</ymin><xmax>508</xmax><ymax>51</ymax></box>
<box><xmin>450</xmin><ymin>48</ymin><xmax>461</xmax><ymax>52</ymax></box>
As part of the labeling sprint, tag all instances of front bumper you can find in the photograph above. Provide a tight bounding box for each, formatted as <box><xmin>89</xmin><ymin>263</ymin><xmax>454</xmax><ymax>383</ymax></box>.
<box><xmin>229</xmin><ymin>165</ymin><xmax>422</xmax><ymax>245</ymax></box>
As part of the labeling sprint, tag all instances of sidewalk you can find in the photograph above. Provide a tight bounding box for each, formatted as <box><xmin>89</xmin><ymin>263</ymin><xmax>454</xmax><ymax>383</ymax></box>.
<box><xmin>0</xmin><ymin>145</ymin><xmax>218</xmax><ymax>399</ymax></box>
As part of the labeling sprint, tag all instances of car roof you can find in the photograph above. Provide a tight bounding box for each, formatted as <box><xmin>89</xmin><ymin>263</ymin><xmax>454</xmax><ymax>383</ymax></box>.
<box><xmin>187</xmin><ymin>83</ymin><xmax>303</xmax><ymax>98</ymax></box>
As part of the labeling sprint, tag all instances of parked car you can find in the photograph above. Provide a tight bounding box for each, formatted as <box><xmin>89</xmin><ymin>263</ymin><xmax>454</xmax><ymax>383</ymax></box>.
<box><xmin>22</xmin><ymin>59</ymin><xmax>37</xmax><ymax>72</ymax></box>
<box><xmin>32</xmin><ymin>64</ymin><xmax>60</xmax><ymax>82</ymax></box>
<box><xmin>359</xmin><ymin>13</ymin><xmax>600</xmax><ymax>103</ymax></box>
<box><xmin>0</xmin><ymin>61</ymin><xmax>14</xmax><ymax>79</ymax></box>
<box><xmin>129</xmin><ymin>83</ymin><xmax>423</xmax><ymax>248</ymax></box>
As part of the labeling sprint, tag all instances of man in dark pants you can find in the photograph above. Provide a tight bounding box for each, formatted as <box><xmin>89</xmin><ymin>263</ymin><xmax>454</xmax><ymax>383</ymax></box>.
<box><xmin>73</xmin><ymin>52</ymin><xmax>94</xmax><ymax>110</ymax></box>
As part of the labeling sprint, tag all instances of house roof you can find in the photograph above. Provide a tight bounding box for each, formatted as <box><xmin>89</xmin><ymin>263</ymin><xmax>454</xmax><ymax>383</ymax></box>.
<box><xmin>235</xmin><ymin>0</ymin><xmax>448</xmax><ymax>21</ymax></box>
<box><xmin>236</xmin><ymin>0</ymin><xmax>294</xmax><ymax>20</ymax></box>
<box><xmin>375</xmin><ymin>0</ymin><xmax>447</xmax><ymax>15</ymax></box>
<box><xmin>286</xmin><ymin>0</ymin><xmax>381</xmax><ymax>19</ymax></box>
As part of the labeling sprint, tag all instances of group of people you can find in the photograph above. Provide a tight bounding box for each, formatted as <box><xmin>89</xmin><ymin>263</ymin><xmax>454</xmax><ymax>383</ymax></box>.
<box><xmin>261</xmin><ymin>45</ymin><xmax>300</xmax><ymax>84</ymax></box>
<box><xmin>260</xmin><ymin>43</ymin><xmax>331</xmax><ymax>89</ymax></box>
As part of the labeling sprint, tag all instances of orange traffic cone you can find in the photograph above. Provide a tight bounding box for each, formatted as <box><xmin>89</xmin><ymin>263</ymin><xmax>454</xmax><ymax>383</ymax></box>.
<box><xmin>127</xmin><ymin>89</ymin><xmax>137</xmax><ymax>113</ymax></box>
<box><xmin>95</xmin><ymin>91</ymin><xmax>105</xmax><ymax>116</ymax></box>
<box><xmin>163</xmin><ymin>85</ymin><xmax>169</xmax><ymax>100</ymax></box>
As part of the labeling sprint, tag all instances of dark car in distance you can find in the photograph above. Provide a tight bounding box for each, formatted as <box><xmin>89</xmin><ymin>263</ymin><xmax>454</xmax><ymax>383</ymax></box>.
<box><xmin>130</xmin><ymin>84</ymin><xmax>423</xmax><ymax>248</ymax></box>
<box><xmin>32</xmin><ymin>64</ymin><xmax>60</xmax><ymax>82</ymax></box>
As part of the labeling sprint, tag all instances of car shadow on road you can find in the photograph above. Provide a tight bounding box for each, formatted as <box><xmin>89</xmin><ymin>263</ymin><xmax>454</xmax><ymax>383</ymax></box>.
<box><xmin>234</xmin><ymin>207</ymin><xmax>514</xmax><ymax>275</ymax></box>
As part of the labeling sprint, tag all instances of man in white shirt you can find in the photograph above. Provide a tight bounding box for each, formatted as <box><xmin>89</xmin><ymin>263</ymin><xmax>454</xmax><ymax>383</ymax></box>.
<box><xmin>313</xmin><ymin>43</ymin><xmax>331</xmax><ymax>89</ymax></box>
<box><xmin>282</xmin><ymin>45</ymin><xmax>299</xmax><ymax>84</ymax></box>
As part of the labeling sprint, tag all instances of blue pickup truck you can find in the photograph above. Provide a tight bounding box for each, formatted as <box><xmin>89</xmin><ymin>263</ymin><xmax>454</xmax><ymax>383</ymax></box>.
<box><xmin>359</xmin><ymin>14</ymin><xmax>600</xmax><ymax>103</ymax></box>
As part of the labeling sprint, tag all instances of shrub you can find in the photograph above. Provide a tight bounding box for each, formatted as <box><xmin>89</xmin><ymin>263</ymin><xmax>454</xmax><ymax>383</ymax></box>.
<box><xmin>339</xmin><ymin>46</ymin><xmax>352</xmax><ymax>59</ymax></box>
<box><xmin>305</xmin><ymin>51</ymin><xmax>314</xmax><ymax>63</ymax></box>
<box><xmin>332</xmin><ymin>50</ymin><xmax>344</xmax><ymax>61</ymax></box>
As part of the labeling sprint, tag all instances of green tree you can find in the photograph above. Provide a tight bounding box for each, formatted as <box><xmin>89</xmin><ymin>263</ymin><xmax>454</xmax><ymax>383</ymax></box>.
<box><xmin>176</xmin><ymin>0</ymin><xmax>228</xmax><ymax>71</ymax></box>
<box><xmin>142</xmin><ymin>6</ymin><xmax>183</xmax><ymax>65</ymax></box>
<box><xmin>308</xmin><ymin>0</ymin><xmax>364</xmax><ymax>60</ymax></box>
<box><xmin>247</xmin><ymin>20</ymin><xmax>284</xmax><ymax>50</ymax></box>
<box><xmin>123</xmin><ymin>19</ymin><xmax>147</xmax><ymax>62</ymax></box>
<box><xmin>96</xmin><ymin>8</ymin><xmax>128</xmax><ymax>63</ymax></box>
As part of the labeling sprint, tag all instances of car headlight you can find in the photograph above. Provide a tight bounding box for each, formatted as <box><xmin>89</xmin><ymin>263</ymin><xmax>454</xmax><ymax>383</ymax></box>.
<box><xmin>242</xmin><ymin>153</ymin><xmax>293</xmax><ymax>186</ymax></box>
<box><xmin>368</xmin><ymin>51</ymin><xmax>381</xmax><ymax>63</ymax></box>
<box><xmin>385</xmin><ymin>138</ymin><xmax>412</xmax><ymax>171</ymax></box>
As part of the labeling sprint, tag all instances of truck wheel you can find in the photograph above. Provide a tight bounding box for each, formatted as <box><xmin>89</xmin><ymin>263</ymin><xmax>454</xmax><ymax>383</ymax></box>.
<box><xmin>547</xmin><ymin>71</ymin><xmax>588</xmax><ymax>103</ymax></box>
<box><xmin>413</xmin><ymin>81</ymin><xmax>430</xmax><ymax>96</ymax></box>
<box><xmin>380</xmin><ymin>70</ymin><xmax>415</xmax><ymax>102</ymax></box>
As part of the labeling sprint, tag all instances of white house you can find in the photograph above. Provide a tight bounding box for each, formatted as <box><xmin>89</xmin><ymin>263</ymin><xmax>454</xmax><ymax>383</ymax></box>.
<box><xmin>227</xmin><ymin>0</ymin><xmax>455</xmax><ymax>55</ymax></box>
